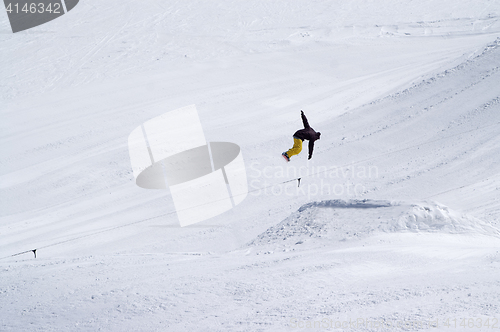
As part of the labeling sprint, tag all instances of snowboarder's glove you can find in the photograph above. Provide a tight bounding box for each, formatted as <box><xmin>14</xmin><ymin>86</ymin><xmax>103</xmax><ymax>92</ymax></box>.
<box><xmin>308</xmin><ymin>155</ymin><xmax>312</xmax><ymax>160</ymax></box>
<box><xmin>301</xmin><ymin>110</ymin><xmax>304</xmax><ymax>115</ymax></box>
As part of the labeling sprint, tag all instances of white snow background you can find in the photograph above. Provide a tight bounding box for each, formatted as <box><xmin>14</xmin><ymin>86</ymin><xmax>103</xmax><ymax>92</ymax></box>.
<box><xmin>1</xmin><ymin>0</ymin><xmax>500</xmax><ymax>331</ymax></box>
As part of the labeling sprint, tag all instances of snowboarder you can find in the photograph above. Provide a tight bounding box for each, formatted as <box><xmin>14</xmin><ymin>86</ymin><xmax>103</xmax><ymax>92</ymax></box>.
<box><xmin>282</xmin><ymin>110</ymin><xmax>321</xmax><ymax>162</ymax></box>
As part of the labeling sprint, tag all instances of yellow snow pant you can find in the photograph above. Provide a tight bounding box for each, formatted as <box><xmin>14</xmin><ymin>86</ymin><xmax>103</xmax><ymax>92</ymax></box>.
<box><xmin>286</xmin><ymin>138</ymin><xmax>303</xmax><ymax>157</ymax></box>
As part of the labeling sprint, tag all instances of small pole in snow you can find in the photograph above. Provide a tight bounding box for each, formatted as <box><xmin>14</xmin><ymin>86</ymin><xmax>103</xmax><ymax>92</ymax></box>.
<box><xmin>32</xmin><ymin>249</ymin><xmax>37</xmax><ymax>258</ymax></box>
<box><xmin>297</xmin><ymin>178</ymin><xmax>301</xmax><ymax>187</ymax></box>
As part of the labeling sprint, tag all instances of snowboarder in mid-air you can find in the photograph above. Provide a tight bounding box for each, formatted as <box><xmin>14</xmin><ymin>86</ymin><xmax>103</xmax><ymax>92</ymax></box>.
<box><xmin>282</xmin><ymin>110</ymin><xmax>321</xmax><ymax>162</ymax></box>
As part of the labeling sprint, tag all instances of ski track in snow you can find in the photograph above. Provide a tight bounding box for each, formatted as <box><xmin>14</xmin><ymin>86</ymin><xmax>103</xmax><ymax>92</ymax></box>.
<box><xmin>1</xmin><ymin>0</ymin><xmax>500</xmax><ymax>331</ymax></box>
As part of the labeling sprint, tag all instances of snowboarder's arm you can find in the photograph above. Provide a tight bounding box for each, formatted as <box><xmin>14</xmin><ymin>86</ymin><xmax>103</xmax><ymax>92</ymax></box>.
<box><xmin>308</xmin><ymin>140</ymin><xmax>315</xmax><ymax>160</ymax></box>
<box><xmin>301</xmin><ymin>110</ymin><xmax>310</xmax><ymax>129</ymax></box>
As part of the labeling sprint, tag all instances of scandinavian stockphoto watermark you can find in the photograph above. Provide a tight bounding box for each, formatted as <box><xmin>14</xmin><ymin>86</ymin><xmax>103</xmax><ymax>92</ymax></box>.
<box><xmin>290</xmin><ymin>317</ymin><xmax>440</xmax><ymax>330</ymax></box>
<box><xmin>289</xmin><ymin>317</ymin><xmax>499</xmax><ymax>330</ymax></box>
<box><xmin>128</xmin><ymin>105</ymin><xmax>248</xmax><ymax>227</ymax></box>
<box><xmin>4</xmin><ymin>0</ymin><xmax>79</xmax><ymax>33</ymax></box>
<box><xmin>249</xmin><ymin>161</ymin><xmax>378</xmax><ymax>199</ymax></box>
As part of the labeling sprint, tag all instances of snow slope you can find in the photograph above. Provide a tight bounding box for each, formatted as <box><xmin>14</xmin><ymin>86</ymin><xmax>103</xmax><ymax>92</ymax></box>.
<box><xmin>250</xmin><ymin>200</ymin><xmax>499</xmax><ymax>250</ymax></box>
<box><xmin>1</xmin><ymin>0</ymin><xmax>500</xmax><ymax>331</ymax></box>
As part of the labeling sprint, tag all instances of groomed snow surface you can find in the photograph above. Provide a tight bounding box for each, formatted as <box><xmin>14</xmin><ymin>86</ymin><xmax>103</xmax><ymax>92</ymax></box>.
<box><xmin>1</xmin><ymin>0</ymin><xmax>500</xmax><ymax>331</ymax></box>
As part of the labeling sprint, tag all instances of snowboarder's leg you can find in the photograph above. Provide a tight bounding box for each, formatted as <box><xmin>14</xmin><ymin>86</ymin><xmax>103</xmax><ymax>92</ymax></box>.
<box><xmin>286</xmin><ymin>138</ymin><xmax>303</xmax><ymax>158</ymax></box>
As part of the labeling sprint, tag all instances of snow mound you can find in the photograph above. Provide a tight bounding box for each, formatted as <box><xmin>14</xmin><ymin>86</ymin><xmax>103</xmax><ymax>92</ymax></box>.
<box><xmin>385</xmin><ymin>201</ymin><xmax>499</xmax><ymax>234</ymax></box>
<box><xmin>248</xmin><ymin>200</ymin><xmax>499</xmax><ymax>249</ymax></box>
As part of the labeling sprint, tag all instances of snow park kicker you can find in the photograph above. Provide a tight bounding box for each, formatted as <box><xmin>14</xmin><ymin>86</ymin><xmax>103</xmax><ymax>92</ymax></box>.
<box><xmin>1</xmin><ymin>0</ymin><xmax>500</xmax><ymax>331</ymax></box>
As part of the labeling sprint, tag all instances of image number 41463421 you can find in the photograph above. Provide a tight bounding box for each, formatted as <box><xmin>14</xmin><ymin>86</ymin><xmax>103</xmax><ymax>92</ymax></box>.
<box><xmin>4</xmin><ymin>0</ymin><xmax>79</xmax><ymax>33</ymax></box>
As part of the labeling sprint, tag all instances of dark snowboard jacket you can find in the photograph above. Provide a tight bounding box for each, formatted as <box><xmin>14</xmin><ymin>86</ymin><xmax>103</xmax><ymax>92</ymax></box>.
<box><xmin>293</xmin><ymin>112</ymin><xmax>321</xmax><ymax>159</ymax></box>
